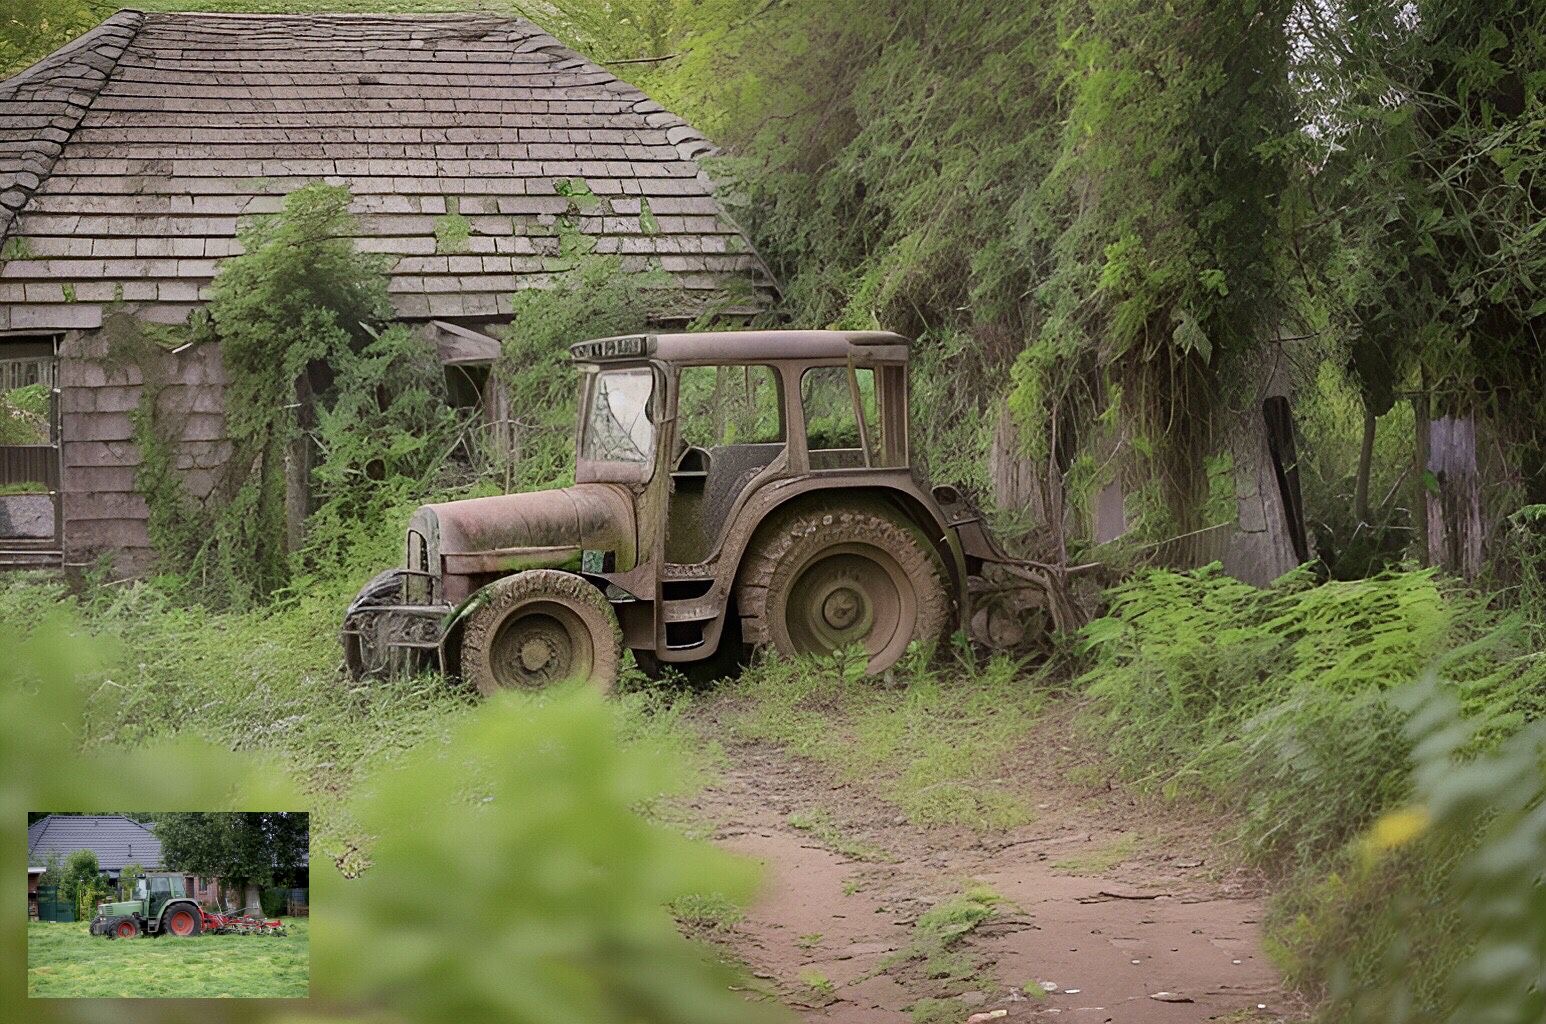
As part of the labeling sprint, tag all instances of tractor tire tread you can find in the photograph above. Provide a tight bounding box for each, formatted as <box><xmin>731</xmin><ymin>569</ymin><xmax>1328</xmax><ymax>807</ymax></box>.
<box><xmin>735</xmin><ymin>502</ymin><xmax>949</xmax><ymax>668</ymax></box>
<box><xmin>460</xmin><ymin>569</ymin><xmax>622</xmax><ymax>695</ymax></box>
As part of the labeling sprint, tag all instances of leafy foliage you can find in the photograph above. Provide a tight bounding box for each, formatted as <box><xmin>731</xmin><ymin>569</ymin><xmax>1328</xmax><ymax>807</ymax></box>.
<box><xmin>155</xmin><ymin>812</ymin><xmax>309</xmax><ymax>894</ymax></box>
<box><xmin>124</xmin><ymin>183</ymin><xmax>458</xmax><ymax>605</ymax></box>
<box><xmin>316</xmin><ymin>687</ymin><xmax>780</xmax><ymax>1024</ymax></box>
<box><xmin>1078</xmin><ymin>565</ymin><xmax>1544</xmax><ymax>867</ymax></box>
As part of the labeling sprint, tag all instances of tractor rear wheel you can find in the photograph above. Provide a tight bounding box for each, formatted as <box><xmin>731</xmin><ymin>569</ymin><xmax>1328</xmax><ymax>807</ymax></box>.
<box><xmin>164</xmin><ymin>906</ymin><xmax>201</xmax><ymax>937</ymax></box>
<box><xmin>114</xmin><ymin>919</ymin><xmax>138</xmax><ymax>939</ymax></box>
<box><xmin>737</xmin><ymin>503</ymin><xmax>950</xmax><ymax>673</ymax></box>
<box><xmin>460</xmin><ymin>570</ymin><xmax>622</xmax><ymax>695</ymax></box>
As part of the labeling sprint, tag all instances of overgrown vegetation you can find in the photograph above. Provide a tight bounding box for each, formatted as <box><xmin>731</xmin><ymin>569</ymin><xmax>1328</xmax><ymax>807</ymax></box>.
<box><xmin>6</xmin><ymin>3</ymin><xmax>1545</xmax><ymax>1021</ymax></box>
<box><xmin>119</xmin><ymin>183</ymin><xmax>461</xmax><ymax>607</ymax></box>
<box><xmin>1076</xmin><ymin>566</ymin><xmax>1546</xmax><ymax>1019</ymax></box>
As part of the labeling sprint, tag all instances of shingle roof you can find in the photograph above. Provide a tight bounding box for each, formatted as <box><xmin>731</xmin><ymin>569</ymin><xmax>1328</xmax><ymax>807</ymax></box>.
<box><xmin>26</xmin><ymin>814</ymin><xmax>164</xmax><ymax>873</ymax></box>
<box><xmin>0</xmin><ymin>11</ymin><xmax>774</xmax><ymax>333</ymax></box>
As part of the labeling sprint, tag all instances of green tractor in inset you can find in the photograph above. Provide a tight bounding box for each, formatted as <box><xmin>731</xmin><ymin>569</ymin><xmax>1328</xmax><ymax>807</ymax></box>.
<box><xmin>89</xmin><ymin>875</ymin><xmax>204</xmax><ymax>939</ymax></box>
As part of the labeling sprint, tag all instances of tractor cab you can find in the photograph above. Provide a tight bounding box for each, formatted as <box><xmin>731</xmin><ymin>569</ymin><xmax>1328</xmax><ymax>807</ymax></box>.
<box><xmin>138</xmin><ymin>874</ymin><xmax>185</xmax><ymax>917</ymax></box>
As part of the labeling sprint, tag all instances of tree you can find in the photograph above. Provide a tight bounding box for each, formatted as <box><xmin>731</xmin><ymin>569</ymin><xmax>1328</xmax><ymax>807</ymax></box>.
<box><xmin>58</xmin><ymin>848</ymin><xmax>106</xmax><ymax>922</ymax></box>
<box><xmin>1294</xmin><ymin>2</ymin><xmax>1546</xmax><ymax>577</ymax></box>
<box><xmin>154</xmin><ymin>813</ymin><xmax>308</xmax><ymax>911</ymax></box>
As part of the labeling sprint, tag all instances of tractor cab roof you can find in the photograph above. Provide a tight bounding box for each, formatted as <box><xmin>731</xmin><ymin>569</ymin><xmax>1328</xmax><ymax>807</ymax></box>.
<box><xmin>570</xmin><ymin>330</ymin><xmax>909</xmax><ymax>366</ymax></box>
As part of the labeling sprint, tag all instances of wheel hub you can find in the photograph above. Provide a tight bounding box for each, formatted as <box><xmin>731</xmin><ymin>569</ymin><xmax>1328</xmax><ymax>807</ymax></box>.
<box><xmin>822</xmin><ymin>586</ymin><xmax>863</xmax><ymax>629</ymax></box>
<box><xmin>490</xmin><ymin>610</ymin><xmax>580</xmax><ymax>688</ymax></box>
<box><xmin>519</xmin><ymin>637</ymin><xmax>554</xmax><ymax>672</ymax></box>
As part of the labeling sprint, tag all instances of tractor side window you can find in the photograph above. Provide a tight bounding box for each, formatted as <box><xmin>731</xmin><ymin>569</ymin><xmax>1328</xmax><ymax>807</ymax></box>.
<box><xmin>149</xmin><ymin>877</ymin><xmax>171</xmax><ymax>893</ymax></box>
<box><xmin>801</xmin><ymin>366</ymin><xmax>880</xmax><ymax>469</ymax></box>
<box><xmin>580</xmin><ymin>367</ymin><xmax>655</xmax><ymax>465</ymax></box>
<box><xmin>676</xmin><ymin>365</ymin><xmax>782</xmax><ymax>449</ymax></box>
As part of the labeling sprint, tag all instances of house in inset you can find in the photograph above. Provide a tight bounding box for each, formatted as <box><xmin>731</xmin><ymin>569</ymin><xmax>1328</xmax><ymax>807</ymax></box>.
<box><xmin>0</xmin><ymin>11</ymin><xmax>773</xmax><ymax>573</ymax></box>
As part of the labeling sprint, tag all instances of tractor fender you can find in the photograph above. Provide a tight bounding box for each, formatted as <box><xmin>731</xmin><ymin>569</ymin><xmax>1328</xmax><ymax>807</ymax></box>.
<box><xmin>152</xmin><ymin>899</ymin><xmax>201</xmax><ymax>934</ymax></box>
<box><xmin>656</xmin><ymin>474</ymin><xmax>969</xmax><ymax>664</ymax></box>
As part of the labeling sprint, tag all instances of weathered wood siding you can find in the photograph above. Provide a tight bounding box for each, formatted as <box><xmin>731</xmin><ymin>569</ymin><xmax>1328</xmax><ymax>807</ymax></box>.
<box><xmin>58</xmin><ymin>330</ymin><xmax>229</xmax><ymax>573</ymax></box>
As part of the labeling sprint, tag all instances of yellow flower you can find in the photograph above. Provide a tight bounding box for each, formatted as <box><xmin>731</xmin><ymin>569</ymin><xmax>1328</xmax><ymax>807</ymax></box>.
<box><xmin>1363</xmin><ymin>806</ymin><xmax>1431</xmax><ymax>862</ymax></box>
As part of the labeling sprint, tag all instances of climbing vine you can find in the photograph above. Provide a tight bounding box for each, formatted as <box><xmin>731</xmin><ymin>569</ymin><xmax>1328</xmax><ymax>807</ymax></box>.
<box><xmin>125</xmin><ymin>183</ymin><xmax>456</xmax><ymax>606</ymax></box>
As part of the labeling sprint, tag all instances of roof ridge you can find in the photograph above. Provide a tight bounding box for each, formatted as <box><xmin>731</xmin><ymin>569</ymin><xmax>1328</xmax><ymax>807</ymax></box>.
<box><xmin>0</xmin><ymin>10</ymin><xmax>144</xmax><ymax>244</ymax></box>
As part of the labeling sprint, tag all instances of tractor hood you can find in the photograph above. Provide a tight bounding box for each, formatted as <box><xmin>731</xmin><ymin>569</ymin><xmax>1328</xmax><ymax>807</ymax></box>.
<box><xmin>408</xmin><ymin>484</ymin><xmax>636</xmax><ymax>603</ymax></box>
<box><xmin>98</xmin><ymin>900</ymin><xmax>140</xmax><ymax>917</ymax></box>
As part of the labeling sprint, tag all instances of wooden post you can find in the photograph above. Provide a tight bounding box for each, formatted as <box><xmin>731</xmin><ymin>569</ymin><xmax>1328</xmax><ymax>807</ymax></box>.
<box><xmin>1422</xmin><ymin>413</ymin><xmax>1484</xmax><ymax>580</ymax></box>
<box><xmin>1221</xmin><ymin>355</ymin><xmax>1307</xmax><ymax>586</ymax></box>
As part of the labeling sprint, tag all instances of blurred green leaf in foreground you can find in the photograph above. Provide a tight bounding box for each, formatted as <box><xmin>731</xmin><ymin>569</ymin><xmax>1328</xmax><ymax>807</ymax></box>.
<box><xmin>7</xmin><ymin>610</ymin><xmax>781</xmax><ymax>1022</ymax></box>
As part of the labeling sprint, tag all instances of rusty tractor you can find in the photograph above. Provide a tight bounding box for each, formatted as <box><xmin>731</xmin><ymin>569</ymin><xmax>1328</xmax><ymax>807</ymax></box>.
<box><xmin>342</xmin><ymin>330</ymin><xmax>1074</xmax><ymax>693</ymax></box>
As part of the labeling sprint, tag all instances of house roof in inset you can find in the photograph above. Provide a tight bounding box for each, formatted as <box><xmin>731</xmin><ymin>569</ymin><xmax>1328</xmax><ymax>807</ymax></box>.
<box><xmin>0</xmin><ymin>11</ymin><xmax>775</xmax><ymax>334</ymax></box>
<box><xmin>26</xmin><ymin>814</ymin><xmax>164</xmax><ymax>873</ymax></box>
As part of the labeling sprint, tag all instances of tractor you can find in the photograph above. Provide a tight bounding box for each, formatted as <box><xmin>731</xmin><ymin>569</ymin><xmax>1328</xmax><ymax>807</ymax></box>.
<box><xmin>342</xmin><ymin>330</ymin><xmax>1076</xmax><ymax>692</ymax></box>
<box><xmin>90</xmin><ymin>875</ymin><xmax>204</xmax><ymax>939</ymax></box>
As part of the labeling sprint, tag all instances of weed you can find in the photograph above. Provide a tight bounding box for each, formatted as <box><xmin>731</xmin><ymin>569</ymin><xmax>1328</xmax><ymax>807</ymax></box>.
<box><xmin>883</xmin><ymin>885</ymin><xmax>1000</xmax><ymax>982</ymax></box>
<box><xmin>1022</xmin><ymin>979</ymin><xmax>1048</xmax><ymax>999</ymax></box>
<box><xmin>787</xmin><ymin>808</ymin><xmax>893</xmax><ymax>863</ymax></box>
<box><xmin>433</xmin><ymin>197</ymin><xmax>471</xmax><ymax>253</ymax></box>
<box><xmin>669</xmin><ymin>891</ymin><xmax>746</xmax><ymax>933</ymax></box>
<box><xmin>1051</xmin><ymin>834</ymin><xmax>1138</xmax><ymax>875</ymax></box>
<box><xmin>908</xmin><ymin>997</ymin><xmax>967</xmax><ymax>1023</ymax></box>
<box><xmin>796</xmin><ymin>933</ymin><xmax>823</xmax><ymax>948</ymax></box>
<box><xmin>798</xmin><ymin>968</ymin><xmax>835</xmax><ymax>998</ymax></box>
<box><xmin>842</xmin><ymin>877</ymin><xmax>864</xmax><ymax>896</ymax></box>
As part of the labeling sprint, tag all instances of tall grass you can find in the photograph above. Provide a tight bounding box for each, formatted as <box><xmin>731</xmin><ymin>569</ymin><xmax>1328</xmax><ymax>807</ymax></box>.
<box><xmin>722</xmin><ymin>642</ymin><xmax>1048</xmax><ymax>829</ymax></box>
<box><xmin>1077</xmin><ymin>565</ymin><xmax>1546</xmax><ymax>1022</ymax></box>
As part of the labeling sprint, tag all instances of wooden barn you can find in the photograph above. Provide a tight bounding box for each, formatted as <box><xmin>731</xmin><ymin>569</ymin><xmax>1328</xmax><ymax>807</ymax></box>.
<box><xmin>0</xmin><ymin>11</ymin><xmax>773</xmax><ymax>573</ymax></box>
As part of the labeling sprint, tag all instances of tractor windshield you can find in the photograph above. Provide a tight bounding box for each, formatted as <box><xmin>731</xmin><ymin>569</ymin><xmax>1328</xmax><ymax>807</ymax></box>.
<box><xmin>580</xmin><ymin>367</ymin><xmax>655</xmax><ymax>466</ymax></box>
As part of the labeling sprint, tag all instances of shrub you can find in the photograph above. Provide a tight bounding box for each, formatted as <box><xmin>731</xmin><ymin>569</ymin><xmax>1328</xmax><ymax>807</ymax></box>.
<box><xmin>1078</xmin><ymin>566</ymin><xmax>1542</xmax><ymax>867</ymax></box>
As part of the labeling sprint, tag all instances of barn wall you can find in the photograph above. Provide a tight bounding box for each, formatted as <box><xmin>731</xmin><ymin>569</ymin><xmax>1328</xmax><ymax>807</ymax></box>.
<box><xmin>58</xmin><ymin>330</ymin><xmax>230</xmax><ymax>574</ymax></box>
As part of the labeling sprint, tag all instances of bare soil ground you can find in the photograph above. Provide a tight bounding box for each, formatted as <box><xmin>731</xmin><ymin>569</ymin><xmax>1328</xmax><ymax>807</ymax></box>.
<box><xmin>684</xmin><ymin>703</ymin><xmax>1298</xmax><ymax>1023</ymax></box>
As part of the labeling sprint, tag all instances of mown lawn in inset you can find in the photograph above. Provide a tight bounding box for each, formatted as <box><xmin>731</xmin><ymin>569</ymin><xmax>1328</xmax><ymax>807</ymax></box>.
<box><xmin>27</xmin><ymin>919</ymin><xmax>310</xmax><ymax>998</ymax></box>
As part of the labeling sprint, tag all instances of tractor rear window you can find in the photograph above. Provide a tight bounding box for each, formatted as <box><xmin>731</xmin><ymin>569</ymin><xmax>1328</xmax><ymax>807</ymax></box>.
<box><xmin>580</xmin><ymin>368</ymin><xmax>655</xmax><ymax>465</ymax></box>
<box><xmin>801</xmin><ymin>366</ymin><xmax>881</xmax><ymax>468</ymax></box>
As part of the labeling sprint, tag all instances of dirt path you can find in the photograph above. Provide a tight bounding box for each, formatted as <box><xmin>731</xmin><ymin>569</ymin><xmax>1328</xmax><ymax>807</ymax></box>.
<box><xmin>685</xmin><ymin>739</ymin><xmax>1293</xmax><ymax>1023</ymax></box>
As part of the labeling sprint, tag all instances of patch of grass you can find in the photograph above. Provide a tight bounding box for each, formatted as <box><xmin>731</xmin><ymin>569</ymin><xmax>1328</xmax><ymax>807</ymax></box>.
<box><xmin>433</xmin><ymin>198</ymin><xmax>472</xmax><ymax>254</ymax></box>
<box><xmin>670</xmin><ymin>891</ymin><xmax>745</xmax><ymax>933</ymax></box>
<box><xmin>1050</xmin><ymin>834</ymin><xmax>1139</xmax><ymax>874</ymax></box>
<box><xmin>798</xmin><ymin>967</ymin><xmax>835</xmax><ymax>1000</ymax></box>
<box><xmin>27</xmin><ymin>919</ymin><xmax>309</xmax><ymax>998</ymax></box>
<box><xmin>727</xmin><ymin>642</ymin><xmax>1046</xmax><ymax>829</ymax></box>
<box><xmin>1022</xmin><ymin>979</ymin><xmax>1048</xmax><ymax>999</ymax></box>
<box><xmin>0</xmin><ymin>480</ymin><xmax>49</xmax><ymax>495</ymax></box>
<box><xmin>787</xmin><ymin>807</ymin><xmax>893</xmax><ymax>862</ymax></box>
<box><xmin>796</xmin><ymin>932</ymin><xmax>823</xmax><ymax>948</ymax></box>
<box><xmin>842</xmin><ymin>877</ymin><xmax>864</xmax><ymax>896</ymax></box>
<box><xmin>883</xmin><ymin>884</ymin><xmax>1000</xmax><ymax>982</ymax></box>
<box><xmin>908</xmin><ymin>996</ymin><xmax>967</xmax><ymax>1023</ymax></box>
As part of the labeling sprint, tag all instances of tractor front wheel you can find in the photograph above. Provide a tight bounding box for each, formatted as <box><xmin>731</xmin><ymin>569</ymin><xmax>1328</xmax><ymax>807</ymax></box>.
<box><xmin>164</xmin><ymin>906</ymin><xmax>201</xmax><ymax>937</ymax></box>
<box><xmin>460</xmin><ymin>570</ymin><xmax>622</xmax><ymax>695</ymax></box>
<box><xmin>737</xmin><ymin>504</ymin><xmax>950</xmax><ymax>673</ymax></box>
<box><xmin>114</xmin><ymin>919</ymin><xmax>139</xmax><ymax>939</ymax></box>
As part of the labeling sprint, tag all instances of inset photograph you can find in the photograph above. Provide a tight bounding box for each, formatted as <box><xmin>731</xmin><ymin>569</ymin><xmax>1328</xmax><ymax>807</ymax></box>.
<box><xmin>27</xmin><ymin>811</ymin><xmax>309</xmax><ymax>999</ymax></box>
